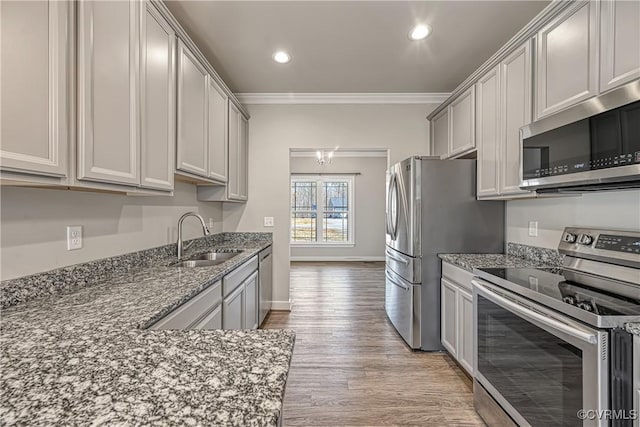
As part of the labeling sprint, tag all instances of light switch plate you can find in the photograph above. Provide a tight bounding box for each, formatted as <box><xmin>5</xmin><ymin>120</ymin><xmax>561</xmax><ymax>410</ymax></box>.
<box><xmin>528</xmin><ymin>221</ymin><xmax>538</xmax><ymax>237</ymax></box>
<box><xmin>264</xmin><ymin>217</ymin><xmax>274</xmax><ymax>227</ymax></box>
<box><xmin>67</xmin><ymin>226</ymin><xmax>83</xmax><ymax>250</ymax></box>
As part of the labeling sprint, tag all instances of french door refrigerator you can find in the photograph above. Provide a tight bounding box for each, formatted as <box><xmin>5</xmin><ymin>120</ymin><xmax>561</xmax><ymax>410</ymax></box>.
<box><xmin>385</xmin><ymin>157</ymin><xmax>504</xmax><ymax>350</ymax></box>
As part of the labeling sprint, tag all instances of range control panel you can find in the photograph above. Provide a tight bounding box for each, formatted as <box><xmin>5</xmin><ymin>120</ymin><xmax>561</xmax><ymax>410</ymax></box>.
<box><xmin>558</xmin><ymin>227</ymin><xmax>640</xmax><ymax>267</ymax></box>
<box><xmin>595</xmin><ymin>234</ymin><xmax>640</xmax><ymax>254</ymax></box>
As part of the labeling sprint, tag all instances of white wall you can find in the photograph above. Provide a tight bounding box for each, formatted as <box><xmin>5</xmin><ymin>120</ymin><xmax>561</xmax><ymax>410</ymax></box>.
<box><xmin>289</xmin><ymin>155</ymin><xmax>387</xmax><ymax>260</ymax></box>
<box><xmin>0</xmin><ymin>182</ymin><xmax>223</xmax><ymax>280</ymax></box>
<box><xmin>506</xmin><ymin>190</ymin><xmax>640</xmax><ymax>248</ymax></box>
<box><xmin>223</xmin><ymin>103</ymin><xmax>437</xmax><ymax>307</ymax></box>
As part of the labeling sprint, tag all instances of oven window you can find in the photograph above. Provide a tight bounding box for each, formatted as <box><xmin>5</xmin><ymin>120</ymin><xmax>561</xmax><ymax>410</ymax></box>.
<box><xmin>477</xmin><ymin>295</ymin><xmax>583</xmax><ymax>426</ymax></box>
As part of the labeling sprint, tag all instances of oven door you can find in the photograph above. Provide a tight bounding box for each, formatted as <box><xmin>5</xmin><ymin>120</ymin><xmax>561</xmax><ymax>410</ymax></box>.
<box><xmin>473</xmin><ymin>279</ymin><xmax>609</xmax><ymax>427</ymax></box>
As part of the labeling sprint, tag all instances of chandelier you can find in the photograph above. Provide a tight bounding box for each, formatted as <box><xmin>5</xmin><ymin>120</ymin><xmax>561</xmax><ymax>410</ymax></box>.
<box><xmin>316</xmin><ymin>149</ymin><xmax>335</xmax><ymax>165</ymax></box>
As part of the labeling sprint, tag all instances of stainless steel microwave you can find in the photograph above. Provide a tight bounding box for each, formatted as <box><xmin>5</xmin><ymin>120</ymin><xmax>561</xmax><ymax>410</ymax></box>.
<box><xmin>520</xmin><ymin>81</ymin><xmax>640</xmax><ymax>192</ymax></box>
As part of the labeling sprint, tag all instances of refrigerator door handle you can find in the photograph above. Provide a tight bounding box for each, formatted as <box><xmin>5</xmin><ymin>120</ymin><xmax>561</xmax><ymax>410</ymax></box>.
<box><xmin>385</xmin><ymin>249</ymin><xmax>409</xmax><ymax>265</ymax></box>
<box><xmin>388</xmin><ymin>173</ymin><xmax>399</xmax><ymax>240</ymax></box>
<box><xmin>385</xmin><ymin>270</ymin><xmax>410</xmax><ymax>291</ymax></box>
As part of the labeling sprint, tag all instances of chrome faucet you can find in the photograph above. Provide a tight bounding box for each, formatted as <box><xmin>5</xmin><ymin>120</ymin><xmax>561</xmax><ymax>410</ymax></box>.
<box><xmin>177</xmin><ymin>212</ymin><xmax>211</xmax><ymax>259</ymax></box>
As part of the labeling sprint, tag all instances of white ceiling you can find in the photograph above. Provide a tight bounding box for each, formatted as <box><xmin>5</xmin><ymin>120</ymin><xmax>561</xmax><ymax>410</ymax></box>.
<box><xmin>165</xmin><ymin>1</ymin><xmax>549</xmax><ymax>94</ymax></box>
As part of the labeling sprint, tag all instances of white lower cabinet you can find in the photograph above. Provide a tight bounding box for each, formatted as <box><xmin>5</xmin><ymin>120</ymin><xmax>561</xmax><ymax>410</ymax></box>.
<box><xmin>441</xmin><ymin>278</ymin><xmax>458</xmax><ymax>358</ymax></box>
<box><xmin>192</xmin><ymin>305</ymin><xmax>222</xmax><ymax>330</ymax></box>
<box><xmin>457</xmin><ymin>288</ymin><xmax>474</xmax><ymax>374</ymax></box>
<box><xmin>243</xmin><ymin>271</ymin><xmax>259</xmax><ymax>330</ymax></box>
<box><xmin>223</xmin><ymin>283</ymin><xmax>244</xmax><ymax>330</ymax></box>
<box><xmin>222</xmin><ymin>256</ymin><xmax>259</xmax><ymax>330</ymax></box>
<box><xmin>441</xmin><ymin>262</ymin><xmax>475</xmax><ymax>376</ymax></box>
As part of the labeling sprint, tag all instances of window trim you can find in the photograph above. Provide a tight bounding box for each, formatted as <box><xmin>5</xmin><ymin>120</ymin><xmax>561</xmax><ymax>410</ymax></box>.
<box><xmin>290</xmin><ymin>175</ymin><xmax>355</xmax><ymax>246</ymax></box>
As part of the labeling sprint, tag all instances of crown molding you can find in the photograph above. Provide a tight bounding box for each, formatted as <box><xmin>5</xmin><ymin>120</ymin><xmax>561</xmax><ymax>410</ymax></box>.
<box><xmin>426</xmin><ymin>0</ymin><xmax>573</xmax><ymax>120</ymax></box>
<box><xmin>290</xmin><ymin>149</ymin><xmax>388</xmax><ymax>158</ymax></box>
<box><xmin>235</xmin><ymin>93</ymin><xmax>450</xmax><ymax>105</ymax></box>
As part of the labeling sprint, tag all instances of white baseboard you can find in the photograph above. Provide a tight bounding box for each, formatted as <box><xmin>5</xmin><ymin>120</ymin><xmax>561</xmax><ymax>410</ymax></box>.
<box><xmin>271</xmin><ymin>300</ymin><xmax>292</xmax><ymax>311</ymax></box>
<box><xmin>290</xmin><ymin>256</ymin><xmax>385</xmax><ymax>262</ymax></box>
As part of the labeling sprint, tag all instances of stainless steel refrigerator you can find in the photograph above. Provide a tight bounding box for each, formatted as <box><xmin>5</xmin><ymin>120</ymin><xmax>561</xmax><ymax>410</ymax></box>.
<box><xmin>385</xmin><ymin>157</ymin><xmax>504</xmax><ymax>350</ymax></box>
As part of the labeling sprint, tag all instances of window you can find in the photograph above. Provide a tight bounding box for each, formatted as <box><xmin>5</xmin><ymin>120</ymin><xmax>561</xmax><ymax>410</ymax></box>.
<box><xmin>291</xmin><ymin>175</ymin><xmax>354</xmax><ymax>245</ymax></box>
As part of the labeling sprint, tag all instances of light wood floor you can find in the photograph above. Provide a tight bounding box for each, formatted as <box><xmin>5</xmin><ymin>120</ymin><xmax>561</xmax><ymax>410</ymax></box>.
<box><xmin>263</xmin><ymin>262</ymin><xmax>485</xmax><ymax>426</ymax></box>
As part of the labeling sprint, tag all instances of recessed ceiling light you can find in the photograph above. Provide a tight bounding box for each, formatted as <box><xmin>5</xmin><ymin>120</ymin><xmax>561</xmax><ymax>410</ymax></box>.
<box><xmin>409</xmin><ymin>24</ymin><xmax>431</xmax><ymax>41</ymax></box>
<box><xmin>272</xmin><ymin>51</ymin><xmax>291</xmax><ymax>64</ymax></box>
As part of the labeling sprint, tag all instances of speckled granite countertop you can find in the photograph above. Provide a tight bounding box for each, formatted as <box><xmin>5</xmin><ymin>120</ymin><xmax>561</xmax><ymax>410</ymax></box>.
<box><xmin>438</xmin><ymin>253</ymin><xmax>555</xmax><ymax>272</ymax></box>
<box><xmin>0</xmin><ymin>234</ymin><xmax>295</xmax><ymax>426</ymax></box>
<box><xmin>626</xmin><ymin>322</ymin><xmax>640</xmax><ymax>336</ymax></box>
<box><xmin>438</xmin><ymin>242</ymin><xmax>563</xmax><ymax>272</ymax></box>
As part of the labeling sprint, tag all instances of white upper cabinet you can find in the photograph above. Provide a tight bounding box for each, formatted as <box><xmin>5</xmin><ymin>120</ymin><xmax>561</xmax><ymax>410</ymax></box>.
<box><xmin>476</xmin><ymin>40</ymin><xmax>533</xmax><ymax>200</ymax></box>
<box><xmin>0</xmin><ymin>0</ymin><xmax>70</xmax><ymax>178</ymax></box>
<box><xmin>449</xmin><ymin>87</ymin><xmax>476</xmax><ymax>156</ymax></box>
<box><xmin>140</xmin><ymin>3</ymin><xmax>175</xmax><ymax>191</ymax></box>
<box><xmin>176</xmin><ymin>40</ymin><xmax>209</xmax><ymax>178</ymax></box>
<box><xmin>500</xmin><ymin>40</ymin><xmax>533</xmax><ymax>196</ymax></box>
<box><xmin>207</xmin><ymin>78</ymin><xmax>229</xmax><ymax>183</ymax></box>
<box><xmin>475</xmin><ymin>65</ymin><xmax>501</xmax><ymax>197</ymax></box>
<box><xmin>535</xmin><ymin>0</ymin><xmax>598</xmax><ymax>119</ymax></box>
<box><xmin>238</xmin><ymin>114</ymin><xmax>249</xmax><ymax>200</ymax></box>
<box><xmin>430</xmin><ymin>108</ymin><xmax>449</xmax><ymax>158</ymax></box>
<box><xmin>599</xmin><ymin>0</ymin><xmax>640</xmax><ymax>92</ymax></box>
<box><xmin>227</xmin><ymin>102</ymin><xmax>243</xmax><ymax>200</ymax></box>
<box><xmin>78</xmin><ymin>0</ymin><xmax>140</xmax><ymax>186</ymax></box>
<box><xmin>227</xmin><ymin>103</ymin><xmax>240</xmax><ymax>199</ymax></box>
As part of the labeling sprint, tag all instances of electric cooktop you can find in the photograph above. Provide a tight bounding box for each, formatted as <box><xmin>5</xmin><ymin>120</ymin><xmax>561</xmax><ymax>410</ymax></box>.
<box><xmin>474</xmin><ymin>266</ymin><xmax>640</xmax><ymax>328</ymax></box>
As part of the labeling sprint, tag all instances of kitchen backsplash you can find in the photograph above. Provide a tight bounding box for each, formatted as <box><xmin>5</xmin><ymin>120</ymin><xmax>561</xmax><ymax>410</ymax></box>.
<box><xmin>507</xmin><ymin>242</ymin><xmax>563</xmax><ymax>266</ymax></box>
<box><xmin>0</xmin><ymin>232</ymin><xmax>272</xmax><ymax>309</ymax></box>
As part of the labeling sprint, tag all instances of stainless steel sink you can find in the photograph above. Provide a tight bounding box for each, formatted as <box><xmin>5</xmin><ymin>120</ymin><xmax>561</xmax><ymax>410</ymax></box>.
<box><xmin>188</xmin><ymin>252</ymin><xmax>239</xmax><ymax>262</ymax></box>
<box><xmin>172</xmin><ymin>251</ymin><xmax>240</xmax><ymax>268</ymax></box>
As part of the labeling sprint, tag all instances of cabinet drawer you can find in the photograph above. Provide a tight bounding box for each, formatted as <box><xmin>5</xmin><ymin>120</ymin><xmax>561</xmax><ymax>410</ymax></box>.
<box><xmin>223</xmin><ymin>255</ymin><xmax>258</xmax><ymax>296</ymax></box>
<box><xmin>149</xmin><ymin>280</ymin><xmax>222</xmax><ymax>329</ymax></box>
<box><xmin>442</xmin><ymin>262</ymin><xmax>474</xmax><ymax>292</ymax></box>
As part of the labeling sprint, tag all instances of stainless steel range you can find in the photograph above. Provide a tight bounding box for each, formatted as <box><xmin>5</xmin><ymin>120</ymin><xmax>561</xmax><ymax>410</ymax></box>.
<box><xmin>472</xmin><ymin>227</ymin><xmax>640</xmax><ymax>427</ymax></box>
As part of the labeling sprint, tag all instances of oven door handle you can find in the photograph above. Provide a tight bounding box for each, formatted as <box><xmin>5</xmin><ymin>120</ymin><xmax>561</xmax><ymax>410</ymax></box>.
<box><xmin>385</xmin><ymin>249</ymin><xmax>409</xmax><ymax>265</ymax></box>
<box><xmin>472</xmin><ymin>280</ymin><xmax>598</xmax><ymax>345</ymax></box>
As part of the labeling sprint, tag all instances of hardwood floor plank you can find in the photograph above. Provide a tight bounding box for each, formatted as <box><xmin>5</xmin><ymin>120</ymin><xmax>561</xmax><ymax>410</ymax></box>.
<box><xmin>263</xmin><ymin>261</ymin><xmax>484</xmax><ymax>426</ymax></box>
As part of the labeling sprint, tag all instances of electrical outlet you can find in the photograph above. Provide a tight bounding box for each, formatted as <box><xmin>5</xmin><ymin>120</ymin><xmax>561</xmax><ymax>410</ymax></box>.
<box><xmin>528</xmin><ymin>221</ymin><xmax>538</xmax><ymax>237</ymax></box>
<box><xmin>208</xmin><ymin>218</ymin><xmax>215</xmax><ymax>229</ymax></box>
<box><xmin>67</xmin><ymin>226</ymin><xmax>83</xmax><ymax>250</ymax></box>
<box><xmin>264</xmin><ymin>217</ymin><xmax>274</xmax><ymax>227</ymax></box>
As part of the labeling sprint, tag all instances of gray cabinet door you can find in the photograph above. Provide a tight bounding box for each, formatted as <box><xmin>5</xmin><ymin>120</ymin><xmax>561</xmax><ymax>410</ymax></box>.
<box><xmin>449</xmin><ymin>87</ymin><xmax>475</xmax><ymax>157</ymax></box>
<box><xmin>207</xmin><ymin>78</ymin><xmax>228</xmax><ymax>183</ymax></box>
<box><xmin>475</xmin><ymin>65</ymin><xmax>501</xmax><ymax>198</ymax></box>
<box><xmin>223</xmin><ymin>284</ymin><xmax>244</xmax><ymax>330</ymax></box>
<box><xmin>440</xmin><ymin>278</ymin><xmax>458</xmax><ymax>358</ymax></box>
<box><xmin>430</xmin><ymin>108</ymin><xmax>449</xmax><ymax>158</ymax></box>
<box><xmin>535</xmin><ymin>0</ymin><xmax>598</xmax><ymax>119</ymax></box>
<box><xmin>259</xmin><ymin>249</ymin><xmax>273</xmax><ymax>326</ymax></box>
<box><xmin>149</xmin><ymin>280</ymin><xmax>222</xmax><ymax>330</ymax></box>
<box><xmin>78</xmin><ymin>0</ymin><xmax>140</xmax><ymax>185</ymax></box>
<box><xmin>458</xmin><ymin>287</ymin><xmax>474</xmax><ymax>375</ymax></box>
<box><xmin>140</xmin><ymin>2</ymin><xmax>175</xmax><ymax>191</ymax></box>
<box><xmin>227</xmin><ymin>102</ymin><xmax>241</xmax><ymax>200</ymax></box>
<box><xmin>238</xmin><ymin>114</ymin><xmax>249</xmax><ymax>200</ymax></box>
<box><xmin>0</xmin><ymin>0</ymin><xmax>70</xmax><ymax>178</ymax></box>
<box><xmin>176</xmin><ymin>40</ymin><xmax>208</xmax><ymax>177</ymax></box>
<box><xmin>243</xmin><ymin>271</ymin><xmax>259</xmax><ymax>330</ymax></box>
<box><xmin>599</xmin><ymin>0</ymin><xmax>640</xmax><ymax>93</ymax></box>
<box><xmin>192</xmin><ymin>304</ymin><xmax>222</xmax><ymax>330</ymax></box>
<box><xmin>500</xmin><ymin>39</ymin><xmax>533</xmax><ymax>197</ymax></box>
